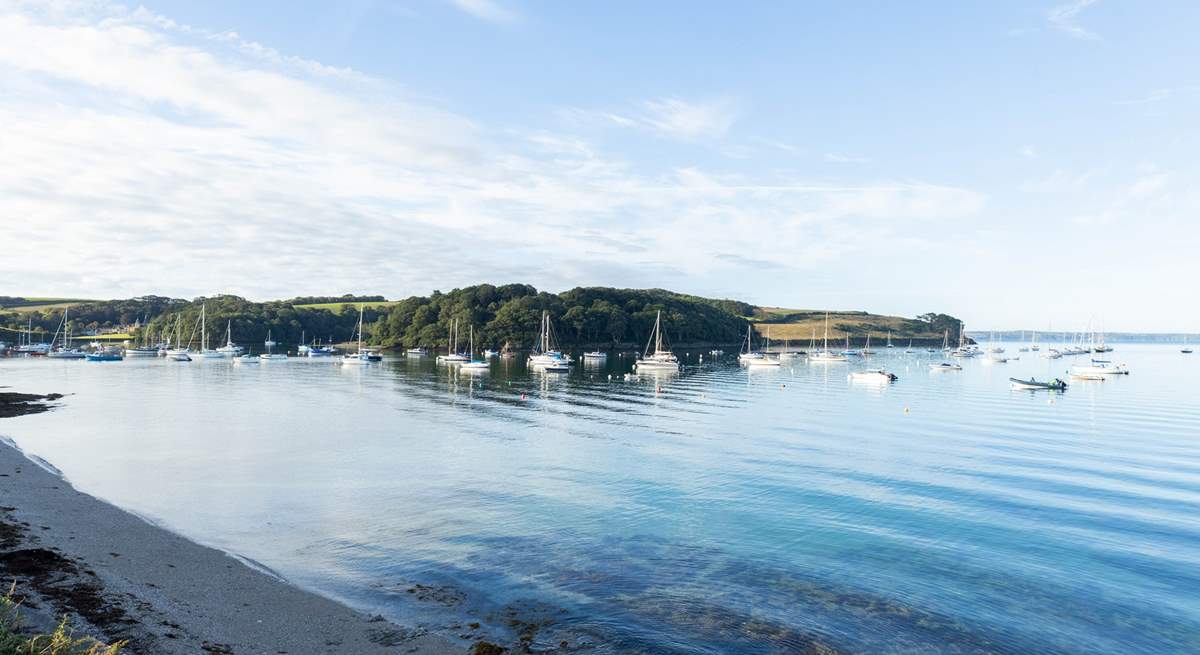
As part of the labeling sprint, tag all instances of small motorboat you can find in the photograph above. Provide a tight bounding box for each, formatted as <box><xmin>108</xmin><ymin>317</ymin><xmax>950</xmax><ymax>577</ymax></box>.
<box><xmin>1010</xmin><ymin>377</ymin><xmax>1067</xmax><ymax>391</ymax></box>
<box><xmin>1069</xmin><ymin>372</ymin><xmax>1105</xmax><ymax>381</ymax></box>
<box><xmin>406</xmin><ymin>347</ymin><xmax>428</xmax><ymax>357</ymax></box>
<box><xmin>168</xmin><ymin>352</ymin><xmax>192</xmax><ymax>362</ymax></box>
<box><xmin>259</xmin><ymin>353</ymin><xmax>289</xmax><ymax>360</ymax></box>
<box><xmin>484</xmin><ymin>349</ymin><xmax>499</xmax><ymax>358</ymax></box>
<box><xmin>929</xmin><ymin>362</ymin><xmax>962</xmax><ymax>371</ymax></box>
<box><xmin>542</xmin><ymin>362</ymin><xmax>571</xmax><ymax>373</ymax></box>
<box><xmin>1183</xmin><ymin>348</ymin><xmax>1194</xmax><ymax>354</ymax></box>
<box><xmin>849</xmin><ymin>369</ymin><xmax>898</xmax><ymax>383</ymax></box>
<box><xmin>459</xmin><ymin>360</ymin><xmax>490</xmax><ymax>372</ymax></box>
<box><xmin>234</xmin><ymin>354</ymin><xmax>259</xmax><ymax>364</ymax></box>
<box><xmin>126</xmin><ymin>346</ymin><xmax>159</xmax><ymax>357</ymax></box>
<box><xmin>1041</xmin><ymin>349</ymin><xmax>1063</xmax><ymax>359</ymax></box>
<box><xmin>86</xmin><ymin>352</ymin><xmax>123</xmax><ymax>361</ymax></box>
<box><xmin>583</xmin><ymin>351</ymin><xmax>607</xmax><ymax>360</ymax></box>
<box><xmin>1071</xmin><ymin>361</ymin><xmax>1129</xmax><ymax>376</ymax></box>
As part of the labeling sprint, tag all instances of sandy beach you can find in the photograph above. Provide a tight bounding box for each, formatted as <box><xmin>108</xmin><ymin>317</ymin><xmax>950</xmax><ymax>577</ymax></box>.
<box><xmin>0</xmin><ymin>391</ymin><xmax>465</xmax><ymax>654</ymax></box>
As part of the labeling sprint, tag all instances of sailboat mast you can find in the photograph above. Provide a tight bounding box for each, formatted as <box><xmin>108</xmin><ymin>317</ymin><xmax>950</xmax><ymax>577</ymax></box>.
<box><xmin>655</xmin><ymin>311</ymin><xmax>663</xmax><ymax>353</ymax></box>
<box><xmin>357</xmin><ymin>304</ymin><xmax>364</xmax><ymax>353</ymax></box>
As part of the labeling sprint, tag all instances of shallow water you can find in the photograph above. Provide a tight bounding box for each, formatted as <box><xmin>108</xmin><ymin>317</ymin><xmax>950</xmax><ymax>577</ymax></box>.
<box><xmin>1</xmin><ymin>345</ymin><xmax>1198</xmax><ymax>653</ymax></box>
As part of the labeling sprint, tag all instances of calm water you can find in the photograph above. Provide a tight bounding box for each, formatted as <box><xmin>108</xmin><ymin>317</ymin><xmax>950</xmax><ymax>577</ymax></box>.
<box><xmin>1</xmin><ymin>346</ymin><xmax>1198</xmax><ymax>654</ymax></box>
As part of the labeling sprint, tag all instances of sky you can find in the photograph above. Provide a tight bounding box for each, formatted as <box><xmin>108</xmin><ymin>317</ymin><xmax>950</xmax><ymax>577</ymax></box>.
<box><xmin>1</xmin><ymin>0</ymin><xmax>1197</xmax><ymax>331</ymax></box>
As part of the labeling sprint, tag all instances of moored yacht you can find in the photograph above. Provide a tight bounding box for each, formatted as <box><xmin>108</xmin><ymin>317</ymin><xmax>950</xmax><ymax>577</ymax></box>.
<box><xmin>341</xmin><ymin>304</ymin><xmax>373</xmax><ymax>365</ymax></box>
<box><xmin>259</xmin><ymin>330</ymin><xmax>288</xmax><ymax>360</ymax></box>
<box><xmin>46</xmin><ymin>307</ymin><xmax>86</xmax><ymax>359</ymax></box>
<box><xmin>459</xmin><ymin>326</ymin><xmax>490</xmax><ymax>372</ymax></box>
<box><xmin>634</xmin><ymin>310</ymin><xmax>681</xmax><ymax>371</ymax></box>
<box><xmin>810</xmin><ymin>313</ymin><xmax>848</xmax><ymax>362</ymax></box>
<box><xmin>215</xmin><ymin>320</ymin><xmax>245</xmax><ymax>356</ymax></box>
<box><xmin>437</xmin><ymin>319</ymin><xmax>469</xmax><ymax>364</ymax></box>
<box><xmin>527</xmin><ymin>311</ymin><xmax>568</xmax><ymax>368</ymax></box>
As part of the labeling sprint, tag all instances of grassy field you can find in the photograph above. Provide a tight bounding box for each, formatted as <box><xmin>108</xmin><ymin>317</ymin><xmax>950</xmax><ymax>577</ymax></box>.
<box><xmin>292</xmin><ymin>301</ymin><xmax>399</xmax><ymax>314</ymax></box>
<box><xmin>0</xmin><ymin>299</ymin><xmax>98</xmax><ymax>314</ymax></box>
<box><xmin>750</xmin><ymin>308</ymin><xmax>944</xmax><ymax>343</ymax></box>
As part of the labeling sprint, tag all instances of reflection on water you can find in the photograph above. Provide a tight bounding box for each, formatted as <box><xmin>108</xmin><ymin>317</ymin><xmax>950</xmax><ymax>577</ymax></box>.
<box><xmin>1</xmin><ymin>346</ymin><xmax>1198</xmax><ymax>653</ymax></box>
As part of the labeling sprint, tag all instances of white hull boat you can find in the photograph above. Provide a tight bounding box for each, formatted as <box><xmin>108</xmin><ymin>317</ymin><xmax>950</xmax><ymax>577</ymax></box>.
<box><xmin>849</xmin><ymin>369</ymin><xmax>897</xmax><ymax>383</ymax></box>
<box><xmin>1071</xmin><ymin>362</ymin><xmax>1128</xmax><ymax>376</ymax></box>
<box><xmin>634</xmin><ymin>311</ymin><xmax>681</xmax><ymax>371</ymax></box>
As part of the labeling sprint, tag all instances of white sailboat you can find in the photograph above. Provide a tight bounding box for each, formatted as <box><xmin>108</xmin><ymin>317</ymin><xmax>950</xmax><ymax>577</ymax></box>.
<box><xmin>527</xmin><ymin>312</ymin><xmax>567</xmax><ymax>367</ymax></box>
<box><xmin>634</xmin><ymin>310</ymin><xmax>681</xmax><ymax>371</ymax></box>
<box><xmin>216</xmin><ymin>319</ymin><xmax>244</xmax><ymax>356</ymax></box>
<box><xmin>47</xmin><ymin>307</ymin><xmax>86</xmax><ymax>359</ymax></box>
<box><xmin>738</xmin><ymin>324</ymin><xmax>764</xmax><ymax>363</ymax></box>
<box><xmin>860</xmin><ymin>333</ymin><xmax>876</xmax><ymax>355</ymax></box>
<box><xmin>746</xmin><ymin>325</ymin><xmax>781</xmax><ymax>367</ymax></box>
<box><xmin>342</xmin><ymin>304</ymin><xmax>373</xmax><ymax>365</ymax></box>
<box><xmin>459</xmin><ymin>326</ymin><xmax>490</xmax><ymax>372</ymax></box>
<box><xmin>196</xmin><ymin>305</ymin><xmax>224</xmax><ymax>358</ymax></box>
<box><xmin>810</xmin><ymin>313</ymin><xmax>847</xmax><ymax>362</ymax></box>
<box><xmin>259</xmin><ymin>330</ymin><xmax>288</xmax><ymax>360</ymax></box>
<box><xmin>438</xmin><ymin>319</ymin><xmax>469</xmax><ymax>364</ymax></box>
<box><xmin>15</xmin><ymin>316</ymin><xmax>51</xmax><ymax>354</ymax></box>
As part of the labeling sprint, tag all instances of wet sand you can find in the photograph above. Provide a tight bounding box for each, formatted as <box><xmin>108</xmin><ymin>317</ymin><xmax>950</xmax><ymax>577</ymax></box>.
<box><xmin>0</xmin><ymin>392</ymin><xmax>464</xmax><ymax>654</ymax></box>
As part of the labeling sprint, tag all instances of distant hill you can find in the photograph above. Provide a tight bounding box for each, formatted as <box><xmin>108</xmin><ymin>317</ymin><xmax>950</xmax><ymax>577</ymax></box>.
<box><xmin>752</xmin><ymin>309</ymin><xmax>962</xmax><ymax>346</ymax></box>
<box><xmin>0</xmin><ymin>290</ymin><xmax>961</xmax><ymax>350</ymax></box>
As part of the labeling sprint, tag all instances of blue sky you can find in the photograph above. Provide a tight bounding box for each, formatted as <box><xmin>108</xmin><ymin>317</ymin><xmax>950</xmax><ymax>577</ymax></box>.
<box><xmin>1</xmin><ymin>1</ymin><xmax>1197</xmax><ymax>331</ymax></box>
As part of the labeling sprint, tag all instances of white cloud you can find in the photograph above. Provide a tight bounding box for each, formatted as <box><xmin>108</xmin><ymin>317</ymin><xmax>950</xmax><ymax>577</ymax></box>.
<box><xmin>825</xmin><ymin>153</ymin><xmax>872</xmax><ymax>164</ymax></box>
<box><xmin>449</xmin><ymin>0</ymin><xmax>516</xmax><ymax>24</ymax></box>
<box><xmin>564</xmin><ymin>97</ymin><xmax>738</xmax><ymax>141</ymax></box>
<box><xmin>1047</xmin><ymin>0</ymin><xmax>1099</xmax><ymax>40</ymax></box>
<box><xmin>1020</xmin><ymin>145</ymin><xmax>1037</xmax><ymax>158</ymax></box>
<box><xmin>0</xmin><ymin>1</ymin><xmax>986</xmax><ymax>301</ymax></box>
<box><xmin>639</xmin><ymin>97</ymin><xmax>737</xmax><ymax>140</ymax></box>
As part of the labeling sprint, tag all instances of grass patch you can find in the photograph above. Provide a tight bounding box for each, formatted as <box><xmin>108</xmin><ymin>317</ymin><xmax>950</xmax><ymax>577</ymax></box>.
<box><xmin>0</xmin><ymin>300</ymin><xmax>97</xmax><ymax>313</ymax></box>
<box><xmin>750</xmin><ymin>309</ymin><xmax>940</xmax><ymax>341</ymax></box>
<box><xmin>1</xmin><ymin>586</ymin><xmax>124</xmax><ymax>655</ymax></box>
<box><xmin>292</xmin><ymin>301</ymin><xmax>398</xmax><ymax>314</ymax></box>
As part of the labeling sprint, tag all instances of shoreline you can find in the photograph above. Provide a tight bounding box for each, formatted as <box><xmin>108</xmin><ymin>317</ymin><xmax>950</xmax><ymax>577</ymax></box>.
<box><xmin>0</xmin><ymin>392</ymin><xmax>466</xmax><ymax>654</ymax></box>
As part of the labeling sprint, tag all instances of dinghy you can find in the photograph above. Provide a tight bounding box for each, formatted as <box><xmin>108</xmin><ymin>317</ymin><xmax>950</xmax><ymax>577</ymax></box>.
<box><xmin>1010</xmin><ymin>377</ymin><xmax>1067</xmax><ymax>391</ymax></box>
<box><xmin>849</xmin><ymin>369</ymin><xmax>898</xmax><ymax>383</ymax></box>
<box><xmin>928</xmin><ymin>362</ymin><xmax>962</xmax><ymax>371</ymax></box>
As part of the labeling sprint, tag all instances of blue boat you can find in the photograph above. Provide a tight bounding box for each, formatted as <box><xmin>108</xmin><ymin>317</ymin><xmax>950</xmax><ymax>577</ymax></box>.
<box><xmin>86</xmin><ymin>352</ymin><xmax>124</xmax><ymax>361</ymax></box>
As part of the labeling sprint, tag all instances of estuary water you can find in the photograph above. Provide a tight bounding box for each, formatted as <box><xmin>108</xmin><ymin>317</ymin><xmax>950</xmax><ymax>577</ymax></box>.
<box><xmin>1</xmin><ymin>345</ymin><xmax>1197</xmax><ymax>654</ymax></box>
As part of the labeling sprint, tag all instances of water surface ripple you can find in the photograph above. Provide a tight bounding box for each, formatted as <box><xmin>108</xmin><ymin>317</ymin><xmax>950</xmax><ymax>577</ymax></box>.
<box><xmin>1</xmin><ymin>344</ymin><xmax>1197</xmax><ymax>653</ymax></box>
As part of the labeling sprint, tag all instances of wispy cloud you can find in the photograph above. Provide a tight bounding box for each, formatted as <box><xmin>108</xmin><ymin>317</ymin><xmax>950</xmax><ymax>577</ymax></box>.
<box><xmin>0</xmin><ymin>1</ymin><xmax>985</xmax><ymax>301</ymax></box>
<box><xmin>1020</xmin><ymin>145</ymin><xmax>1037</xmax><ymax>158</ymax></box>
<box><xmin>563</xmin><ymin>97</ymin><xmax>738</xmax><ymax>141</ymax></box>
<box><xmin>1047</xmin><ymin>0</ymin><xmax>1100</xmax><ymax>40</ymax></box>
<box><xmin>824</xmin><ymin>153</ymin><xmax>871</xmax><ymax>164</ymax></box>
<box><xmin>449</xmin><ymin>0</ymin><xmax>517</xmax><ymax>24</ymax></box>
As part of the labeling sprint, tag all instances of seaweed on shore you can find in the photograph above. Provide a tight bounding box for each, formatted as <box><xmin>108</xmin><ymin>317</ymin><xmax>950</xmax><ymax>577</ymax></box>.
<box><xmin>0</xmin><ymin>393</ymin><xmax>63</xmax><ymax>419</ymax></box>
<box><xmin>0</xmin><ymin>509</ymin><xmax>134</xmax><ymax>649</ymax></box>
